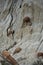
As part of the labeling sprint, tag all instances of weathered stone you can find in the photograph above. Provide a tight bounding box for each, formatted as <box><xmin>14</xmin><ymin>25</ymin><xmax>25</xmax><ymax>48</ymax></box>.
<box><xmin>0</xmin><ymin>0</ymin><xmax>43</xmax><ymax>65</ymax></box>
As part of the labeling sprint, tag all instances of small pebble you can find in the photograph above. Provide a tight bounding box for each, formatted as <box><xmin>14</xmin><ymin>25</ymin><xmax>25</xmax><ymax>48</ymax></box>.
<box><xmin>13</xmin><ymin>47</ymin><xmax>22</xmax><ymax>55</ymax></box>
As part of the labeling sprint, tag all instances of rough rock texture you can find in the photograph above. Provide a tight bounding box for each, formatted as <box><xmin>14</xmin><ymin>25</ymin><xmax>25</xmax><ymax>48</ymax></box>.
<box><xmin>0</xmin><ymin>0</ymin><xmax>43</xmax><ymax>65</ymax></box>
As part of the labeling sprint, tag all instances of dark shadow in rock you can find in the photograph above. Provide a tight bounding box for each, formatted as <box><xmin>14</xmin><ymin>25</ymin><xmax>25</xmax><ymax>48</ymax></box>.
<box><xmin>19</xmin><ymin>5</ymin><xmax>22</xmax><ymax>8</ymax></box>
<box><xmin>32</xmin><ymin>59</ymin><xmax>43</xmax><ymax>65</ymax></box>
<box><xmin>1</xmin><ymin>60</ymin><xmax>12</xmax><ymax>65</ymax></box>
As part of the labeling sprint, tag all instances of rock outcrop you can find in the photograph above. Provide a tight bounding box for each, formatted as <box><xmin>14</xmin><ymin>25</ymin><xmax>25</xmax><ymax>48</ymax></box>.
<box><xmin>0</xmin><ymin>0</ymin><xmax>43</xmax><ymax>65</ymax></box>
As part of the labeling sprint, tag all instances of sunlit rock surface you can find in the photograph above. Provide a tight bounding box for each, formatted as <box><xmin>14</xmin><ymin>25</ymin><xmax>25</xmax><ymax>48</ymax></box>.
<box><xmin>0</xmin><ymin>0</ymin><xmax>43</xmax><ymax>65</ymax></box>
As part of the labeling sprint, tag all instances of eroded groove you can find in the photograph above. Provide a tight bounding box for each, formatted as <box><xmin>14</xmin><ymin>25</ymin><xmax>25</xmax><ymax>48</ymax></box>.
<box><xmin>6</xmin><ymin>42</ymin><xmax>17</xmax><ymax>51</ymax></box>
<box><xmin>36</xmin><ymin>39</ymin><xmax>43</xmax><ymax>52</ymax></box>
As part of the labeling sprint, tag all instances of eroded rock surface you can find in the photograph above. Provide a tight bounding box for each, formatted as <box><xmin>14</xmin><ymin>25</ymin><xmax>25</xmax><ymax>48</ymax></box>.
<box><xmin>0</xmin><ymin>0</ymin><xmax>43</xmax><ymax>65</ymax></box>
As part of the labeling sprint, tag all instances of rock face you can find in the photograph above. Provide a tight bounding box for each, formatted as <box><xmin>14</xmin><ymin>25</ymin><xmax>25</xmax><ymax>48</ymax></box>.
<box><xmin>0</xmin><ymin>0</ymin><xmax>43</xmax><ymax>65</ymax></box>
